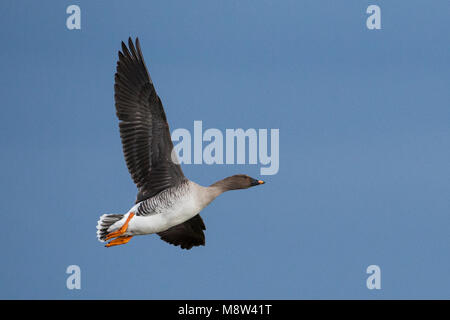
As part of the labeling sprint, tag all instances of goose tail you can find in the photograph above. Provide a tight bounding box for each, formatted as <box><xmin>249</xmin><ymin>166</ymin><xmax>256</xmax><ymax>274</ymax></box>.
<box><xmin>96</xmin><ymin>214</ymin><xmax>124</xmax><ymax>242</ymax></box>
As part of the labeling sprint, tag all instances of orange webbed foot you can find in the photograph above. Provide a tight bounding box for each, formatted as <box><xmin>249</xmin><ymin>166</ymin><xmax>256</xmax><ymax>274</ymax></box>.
<box><xmin>104</xmin><ymin>212</ymin><xmax>135</xmax><ymax>241</ymax></box>
<box><xmin>105</xmin><ymin>236</ymin><xmax>133</xmax><ymax>247</ymax></box>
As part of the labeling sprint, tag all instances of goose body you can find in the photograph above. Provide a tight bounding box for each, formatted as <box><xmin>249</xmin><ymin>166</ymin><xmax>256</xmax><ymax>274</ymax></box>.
<box><xmin>96</xmin><ymin>38</ymin><xmax>264</xmax><ymax>249</ymax></box>
<box><xmin>103</xmin><ymin>181</ymin><xmax>210</xmax><ymax>236</ymax></box>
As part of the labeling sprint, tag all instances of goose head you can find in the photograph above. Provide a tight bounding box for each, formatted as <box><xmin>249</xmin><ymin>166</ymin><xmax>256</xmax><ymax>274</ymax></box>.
<box><xmin>212</xmin><ymin>174</ymin><xmax>265</xmax><ymax>191</ymax></box>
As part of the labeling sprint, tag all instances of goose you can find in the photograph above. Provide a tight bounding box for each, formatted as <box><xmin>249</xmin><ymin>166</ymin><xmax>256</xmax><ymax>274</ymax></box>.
<box><xmin>96</xmin><ymin>38</ymin><xmax>265</xmax><ymax>249</ymax></box>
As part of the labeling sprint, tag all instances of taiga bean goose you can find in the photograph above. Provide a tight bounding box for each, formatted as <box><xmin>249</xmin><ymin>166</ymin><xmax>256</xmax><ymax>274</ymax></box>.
<box><xmin>96</xmin><ymin>38</ymin><xmax>265</xmax><ymax>249</ymax></box>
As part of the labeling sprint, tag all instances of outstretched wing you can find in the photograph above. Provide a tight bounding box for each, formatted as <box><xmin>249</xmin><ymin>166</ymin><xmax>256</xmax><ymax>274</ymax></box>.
<box><xmin>114</xmin><ymin>37</ymin><xmax>185</xmax><ymax>203</ymax></box>
<box><xmin>157</xmin><ymin>215</ymin><xmax>206</xmax><ymax>250</ymax></box>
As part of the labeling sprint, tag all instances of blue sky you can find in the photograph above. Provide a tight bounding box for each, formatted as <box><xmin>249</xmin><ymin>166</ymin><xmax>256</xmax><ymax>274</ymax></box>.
<box><xmin>0</xmin><ymin>0</ymin><xmax>449</xmax><ymax>299</ymax></box>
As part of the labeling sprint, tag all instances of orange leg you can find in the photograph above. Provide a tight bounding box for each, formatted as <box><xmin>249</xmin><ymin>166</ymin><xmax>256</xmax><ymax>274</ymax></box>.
<box><xmin>105</xmin><ymin>236</ymin><xmax>133</xmax><ymax>247</ymax></box>
<box><xmin>105</xmin><ymin>212</ymin><xmax>135</xmax><ymax>241</ymax></box>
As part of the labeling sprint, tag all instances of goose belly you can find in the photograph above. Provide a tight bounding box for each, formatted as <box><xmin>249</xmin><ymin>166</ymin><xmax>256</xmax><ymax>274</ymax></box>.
<box><xmin>126</xmin><ymin>193</ymin><xmax>202</xmax><ymax>235</ymax></box>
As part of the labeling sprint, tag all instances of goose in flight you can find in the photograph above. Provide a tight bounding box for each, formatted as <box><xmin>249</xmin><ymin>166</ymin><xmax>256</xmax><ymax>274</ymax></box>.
<box><xmin>96</xmin><ymin>38</ymin><xmax>265</xmax><ymax>249</ymax></box>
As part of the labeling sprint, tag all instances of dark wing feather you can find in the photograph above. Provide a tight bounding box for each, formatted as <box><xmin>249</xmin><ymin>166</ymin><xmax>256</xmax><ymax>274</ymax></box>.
<box><xmin>115</xmin><ymin>37</ymin><xmax>184</xmax><ymax>203</ymax></box>
<box><xmin>157</xmin><ymin>215</ymin><xmax>206</xmax><ymax>250</ymax></box>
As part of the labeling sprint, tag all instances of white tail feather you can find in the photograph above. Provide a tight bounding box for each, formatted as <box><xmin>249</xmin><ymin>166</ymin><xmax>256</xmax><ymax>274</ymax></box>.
<box><xmin>96</xmin><ymin>214</ymin><xmax>124</xmax><ymax>242</ymax></box>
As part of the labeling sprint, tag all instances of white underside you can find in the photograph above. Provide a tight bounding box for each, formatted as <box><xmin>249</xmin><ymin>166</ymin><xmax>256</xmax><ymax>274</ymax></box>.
<box><xmin>106</xmin><ymin>185</ymin><xmax>207</xmax><ymax>237</ymax></box>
